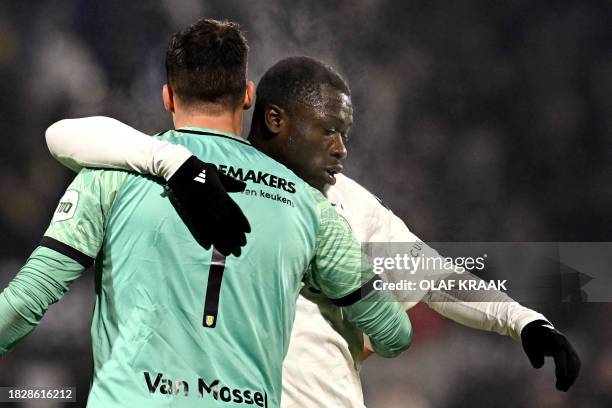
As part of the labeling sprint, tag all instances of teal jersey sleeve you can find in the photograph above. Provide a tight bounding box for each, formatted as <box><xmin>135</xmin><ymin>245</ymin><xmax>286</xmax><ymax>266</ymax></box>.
<box><xmin>0</xmin><ymin>168</ymin><xmax>128</xmax><ymax>355</ymax></box>
<box><xmin>306</xmin><ymin>186</ymin><xmax>413</xmax><ymax>357</ymax></box>
<box><xmin>343</xmin><ymin>291</ymin><xmax>413</xmax><ymax>358</ymax></box>
<box><xmin>43</xmin><ymin>168</ymin><xmax>128</xmax><ymax>260</ymax></box>
<box><xmin>0</xmin><ymin>247</ymin><xmax>85</xmax><ymax>354</ymax></box>
<box><xmin>306</xmin><ymin>187</ymin><xmax>371</xmax><ymax>297</ymax></box>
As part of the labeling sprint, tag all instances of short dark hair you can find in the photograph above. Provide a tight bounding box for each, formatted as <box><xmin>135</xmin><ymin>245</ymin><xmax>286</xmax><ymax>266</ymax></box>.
<box><xmin>253</xmin><ymin>56</ymin><xmax>350</xmax><ymax>120</ymax></box>
<box><xmin>166</xmin><ymin>19</ymin><xmax>249</xmax><ymax>109</ymax></box>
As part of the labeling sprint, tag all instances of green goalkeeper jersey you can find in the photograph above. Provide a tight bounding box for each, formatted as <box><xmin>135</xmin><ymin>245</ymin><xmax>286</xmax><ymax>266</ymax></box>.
<box><xmin>36</xmin><ymin>128</ymin><xmax>394</xmax><ymax>407</ymax></box>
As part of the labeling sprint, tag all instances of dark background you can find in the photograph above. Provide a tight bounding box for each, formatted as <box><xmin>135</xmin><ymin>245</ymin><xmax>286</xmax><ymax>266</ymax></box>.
<box><xmin>0</xmin><ymin>1</ymin><xmax>610</xmax><ymax>407</ymax></box>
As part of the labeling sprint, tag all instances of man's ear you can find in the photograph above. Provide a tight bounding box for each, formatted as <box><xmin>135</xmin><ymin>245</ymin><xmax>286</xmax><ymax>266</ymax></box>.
<box><xmin>264</xmin><ymin>104</ymin><xmax>284</xmax><ymax>135</ymax></box>
<box><xmin>243</xmin><ymin>80</ymin><xmax>255</xmax><ymax>110</ymax></box>
<box><xmin>163</xmin><ymin>84</ymin><xmax>175</xmax><ymax>113</ymax></box>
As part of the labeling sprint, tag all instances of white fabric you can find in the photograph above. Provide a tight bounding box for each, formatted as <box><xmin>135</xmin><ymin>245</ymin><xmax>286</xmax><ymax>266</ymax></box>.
<box><xmin>326</xmin><ymin>174</ymin><xmax>547</xmax><ymax>340</ymax></box>
<box><xmin>46</xmin><ymin>117</ymin><xmax>192</xmax><ymax>180</ymax></box>
<box><xmin>281</xmin><ymin>295</ymin><xmax>365</xmax><ymax>408</ymax></box>
<box><xmin>282</xmin><ymin>174</ymin><xmax>546</xmax><ymax>407</ymax></box>
<box><xmin>44</xmin><ymin>117</ymin><xmax>549</xmax><ymax>407</ymax></box>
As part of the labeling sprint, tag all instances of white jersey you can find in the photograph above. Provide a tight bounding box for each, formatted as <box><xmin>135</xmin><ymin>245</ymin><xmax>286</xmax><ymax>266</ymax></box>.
<box><xmin>280</xmin><ymin>174</ymin><xmax>418</xmax><ymax>407</ymax></box>
<box><xmin>45</xmin><ymin>117</ymin><xmax>549</xmax><ymax>408</ymax></box>
<box><xmin>281</xmin><ymin>174</ymin><xmax>548</xmax><ymax>407</ymax></box>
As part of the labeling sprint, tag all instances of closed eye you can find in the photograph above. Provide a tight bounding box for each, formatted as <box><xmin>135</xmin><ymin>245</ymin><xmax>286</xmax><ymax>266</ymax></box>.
<box><xmin>324</xmin><ymin>127</ymin><xmax>336</xmax><ymax>136</ymax></box>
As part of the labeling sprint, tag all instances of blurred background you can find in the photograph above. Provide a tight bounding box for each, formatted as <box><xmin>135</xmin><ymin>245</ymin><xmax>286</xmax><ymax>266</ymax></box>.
<box><xmin>0</xmin><ymin>0</ymin><xmax>611</xmax><ymax>406</ymax></box>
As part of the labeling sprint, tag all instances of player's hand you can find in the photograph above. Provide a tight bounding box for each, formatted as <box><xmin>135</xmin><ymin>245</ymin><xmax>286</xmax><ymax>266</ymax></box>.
<box><xmin>166</xmin><ymin>155</ymin><xmax>251</xmax><ymax>256</ymax></box>
<box><xmin>521</xmin><ymin>319</ymin><xmax>581</xmax><ymax>391</ymax></box>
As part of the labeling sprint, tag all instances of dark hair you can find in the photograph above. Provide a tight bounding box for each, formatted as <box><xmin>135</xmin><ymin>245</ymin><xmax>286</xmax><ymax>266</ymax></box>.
<box><xmin>166</xmin><ymin>19</ymin><xmax>249</xmax><ymax>109</ymax></box>
<box><xmin>253</xmin><ymin>56</ymin><xmax>350</xmax><ymax>120</ymax></box>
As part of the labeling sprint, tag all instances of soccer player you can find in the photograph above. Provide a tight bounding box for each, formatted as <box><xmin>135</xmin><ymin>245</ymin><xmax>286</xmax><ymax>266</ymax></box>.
<box><xmin>0</xmin><ymin>21</ymin><xmax>413</xmax><ymax>407</ymax></box>
<box><xmin>45</xmin><ymin>57</ymin><xmax>580</xmax><ymax>406</ymax></box>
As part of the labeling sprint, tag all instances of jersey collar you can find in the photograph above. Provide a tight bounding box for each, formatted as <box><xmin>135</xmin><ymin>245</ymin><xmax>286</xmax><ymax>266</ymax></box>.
<box><xmin>177</xmin><ymin>126</ymin><xmax>251</xmax><ymax>145</ymax></box>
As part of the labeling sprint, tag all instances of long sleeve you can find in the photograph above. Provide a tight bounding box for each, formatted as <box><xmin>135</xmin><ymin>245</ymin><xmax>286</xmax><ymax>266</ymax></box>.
<box><xmin>377</xmin><ymin>206</ymin><xmax>547</xmax><ymax>340</ymax></box>
<box><xmin>1</xmin><ymin>165</ymin><xmax>128</xmax><ymax>354</ymax></box>
<box><xmin>421</xmin><ymin>274</ymin><xmax>548</xmax><ymax>340</ymax></box>
<box><xmin>385</xmin><ymin>209</ymin><xmax>546</xmax><ymax>340</ymax></box>
<box><xmin>343</xmin><ymin>291</ymin><xmax>413</xmax><ymax>358</ymax></box>
<box><xmin>45</xmin><ymin>116</ymin><xmax>192</xmax><ymax>180</ymax></box>
<box><xmin>0</xmin><ymin>247</ymin><xmax>86</xmax><ymax>354</ymax></box>
<box><xmin>331</xmin><ymin>175</ymin><xmax>548</xmax><ymax>342</ymax></box>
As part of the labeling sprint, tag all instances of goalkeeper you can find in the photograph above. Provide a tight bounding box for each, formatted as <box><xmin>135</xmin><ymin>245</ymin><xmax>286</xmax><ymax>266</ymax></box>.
<box><xmin>0</xmin><ymin>20</ymin><xmax>412</xmax><ymax>407</ymax></box>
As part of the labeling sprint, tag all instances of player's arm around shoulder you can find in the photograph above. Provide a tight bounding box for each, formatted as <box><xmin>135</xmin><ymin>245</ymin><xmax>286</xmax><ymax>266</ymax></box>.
<box><xmin>305</xmin><ymin>186</ymin><xmax>412</xmax><ymax>358</ymax></box>
<box><xmin>45</xmin><ymin>116</ymin><xmax>192</xmax><ymax>179</ymax></box>
<box><xmin>45</xmin><ymin>117</ymin><xmax>250</xmax><ymax>256</ymax></box>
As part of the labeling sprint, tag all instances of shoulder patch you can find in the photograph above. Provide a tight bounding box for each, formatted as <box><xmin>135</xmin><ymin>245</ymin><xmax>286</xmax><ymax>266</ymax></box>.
<box><xmin>51</xmin><ymin>190</ymin><xmax>79</xmax><ymax>223</ymax></box>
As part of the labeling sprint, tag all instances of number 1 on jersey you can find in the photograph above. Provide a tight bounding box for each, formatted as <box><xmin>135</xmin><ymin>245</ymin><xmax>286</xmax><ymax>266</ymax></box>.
<box><xmin>202</xmin><ymin>249</ymin><xmax>226</xmax><ymax>329</ymax></box>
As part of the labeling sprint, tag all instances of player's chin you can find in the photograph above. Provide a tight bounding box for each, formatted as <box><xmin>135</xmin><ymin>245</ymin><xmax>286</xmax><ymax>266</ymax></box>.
<box><xmin>306</xmin><ymin>176</ymin><xmax>330</xmax><ymax>193</ymax></box>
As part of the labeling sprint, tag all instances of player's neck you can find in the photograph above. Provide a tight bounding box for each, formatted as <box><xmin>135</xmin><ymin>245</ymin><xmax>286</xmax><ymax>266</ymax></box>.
<box><xmin>173</xmin><ymin>110</ymin><xmax>244</xmax><ymax>137</ymax></box>
<box><xmin>322</xmin><ymin>184</ymin><xmax>331</xmax><ymax>196</ymax></box>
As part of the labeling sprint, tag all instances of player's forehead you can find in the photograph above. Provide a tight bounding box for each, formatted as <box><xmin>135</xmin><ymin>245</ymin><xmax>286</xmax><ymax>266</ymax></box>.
<box><xmin>309</xmin><ymin>85</ymin><xmax>353</xmax><ymax>124</ymax></box>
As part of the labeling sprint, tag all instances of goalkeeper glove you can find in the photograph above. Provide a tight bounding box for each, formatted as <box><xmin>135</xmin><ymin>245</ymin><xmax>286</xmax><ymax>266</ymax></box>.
<box><xmin>521</xmin><ymin>319</ymin><xmax>581</xmax><ymax>391</ymax></box>
<box><xmin>166</xmin><ymin>156</ymin><xmax>251</xmax><ymax>257</ymax></box>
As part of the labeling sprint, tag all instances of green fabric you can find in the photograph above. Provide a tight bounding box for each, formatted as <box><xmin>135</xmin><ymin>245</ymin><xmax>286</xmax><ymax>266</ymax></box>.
<box><xmin>47</xmin><ymin>129</ymin><xmax>324</xmax><ymax>407</ymax></box>
<box><xmin>0</xmin><ymin>127</ymin><xmax>412</xmax><ymax>406</ymax></box>
<box><xmin>306</xmin><ymin>187</ymin><xmax>372</xmax><ymax>298</ymax></box>
<box><xmin>344</xmin><ymin>290</ymin><xmax>413</xmax><ymax>358</ymax></box>
<box><xmin>44</xmin><ymin>168</ymin><xmax>129</xmax><ymax>258</ymax></box>
<box><xmin>0</xmin><ymin>247</ymin><xmax>85</xmax><ymax>353</ymax></box>
<box><xmin>306</xmin><ymin>189</ymin><xmax>412</xmax><ymax>357</ymax></box>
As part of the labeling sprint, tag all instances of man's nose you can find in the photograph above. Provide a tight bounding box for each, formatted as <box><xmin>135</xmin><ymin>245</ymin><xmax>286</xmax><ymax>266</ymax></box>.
<box><xmin>330</xmin><ymin>134</ymin><xmax>347</xmax><ymax>160</ymax></box>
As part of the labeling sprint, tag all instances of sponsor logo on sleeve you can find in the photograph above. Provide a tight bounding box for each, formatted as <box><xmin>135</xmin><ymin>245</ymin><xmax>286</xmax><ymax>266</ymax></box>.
<box><xmin>51</xmin><ymin>190</ymin><xmax>79</xmax><ymax>223</ymax></box>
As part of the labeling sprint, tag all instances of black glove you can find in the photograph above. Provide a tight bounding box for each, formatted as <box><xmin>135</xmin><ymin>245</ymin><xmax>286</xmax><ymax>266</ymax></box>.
<box><xmin>521</xmin><ymin>319</ymin><xmax>581</xmax><ymax>391</ymax></box>
<box><xmin>166</xmin><ymin>156</ymin><xmax>251</xmax><ymax>257</ymax></box>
